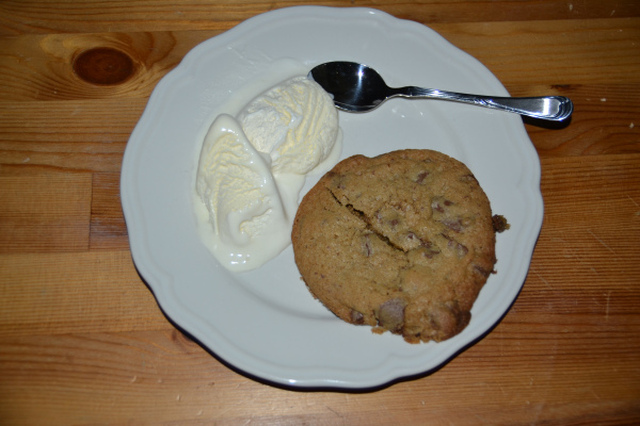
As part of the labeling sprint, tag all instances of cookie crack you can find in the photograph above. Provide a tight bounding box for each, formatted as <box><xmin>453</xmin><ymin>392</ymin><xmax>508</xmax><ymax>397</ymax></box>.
<box><xmin>327</xmin><ymin>188</ymin><xmax>406</xmax><ymax>253</ymax></box>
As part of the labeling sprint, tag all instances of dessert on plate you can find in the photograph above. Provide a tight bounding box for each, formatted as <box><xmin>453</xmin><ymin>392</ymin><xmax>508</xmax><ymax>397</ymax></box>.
<box><xmin>195</xmin><ymin>76</ymin><xmax>341</xmax><ymax>271</ymax></box>
<box><xmin>292</xmin><ymin>149</ymin><xmax>506</xmax><ymax>343</ymax></box>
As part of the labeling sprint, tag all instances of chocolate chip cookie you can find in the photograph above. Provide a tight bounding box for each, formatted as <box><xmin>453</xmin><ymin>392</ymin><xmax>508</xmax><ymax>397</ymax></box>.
<box><xmin>291</xmin><ymin>149</ymin><xmax>504</xmax><ymax>343</ymax></box>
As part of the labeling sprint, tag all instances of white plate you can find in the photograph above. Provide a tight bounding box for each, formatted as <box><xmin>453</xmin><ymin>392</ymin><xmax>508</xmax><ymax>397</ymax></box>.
<box><xmin>121</xmin><ymin>6</ymin><xmax>543</xmax><ymax>389</ymax></box>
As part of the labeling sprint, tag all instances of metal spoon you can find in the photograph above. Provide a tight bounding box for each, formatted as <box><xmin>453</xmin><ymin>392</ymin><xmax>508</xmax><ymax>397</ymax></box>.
<box><xmin>309</xmin><ymin>61</ymin><xmax>573</xmax><ymax>122</ymax></box>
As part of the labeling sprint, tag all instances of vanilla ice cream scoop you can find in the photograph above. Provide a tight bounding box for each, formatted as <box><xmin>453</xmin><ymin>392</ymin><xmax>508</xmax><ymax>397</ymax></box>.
<box><xmin>196</xmin><ymin>114</ymin><xmax>295</xmax><ymax>271</ymax></box>
<box><xmin>196</xmin><ymin>74</ymin><xmax>341</xmax><ymax>272</ymax></box>
<box><xmin>238</xmin><ymin>76</ymin><xmax>339</xmax><ymax>175</ymax></box>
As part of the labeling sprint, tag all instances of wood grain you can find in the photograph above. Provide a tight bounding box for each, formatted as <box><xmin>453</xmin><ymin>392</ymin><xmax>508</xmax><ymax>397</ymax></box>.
<box><xmin>0</xmin><ymin>31</ymin><xmax>203</xmax><ymax>101</ymax></box>
<box><xmin>90</xmin><ymin>172</ymin><xmax>128</xmax><ymax>250</ymax></box>
<box><xmin>1</xmin><ymin>19</ymin><xmax>639</xmax><ymax>102</ymax></box>
<box><xmin>1</xmin><ymin>0</ymin><xmax>639</xmax><ymax>424</ymax></box>
<box><xmin>0</xmin><ymin>251</ymin><xmax>167</xmax><ymax>337</ymax></box>
<box><xmin>1</xmin><ymin>0</ymin><xmax>640</xmax><ymax>35</ymax></box>
<box><xmin>0</xmin><ymin>173</ymin><xmax>92</xmax><ymax>253</ymax></box>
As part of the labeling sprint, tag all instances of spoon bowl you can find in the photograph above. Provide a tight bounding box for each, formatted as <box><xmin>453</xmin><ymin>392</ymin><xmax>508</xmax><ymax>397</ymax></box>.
<box><xmin>309</xmin><ymin>61</ymin><xmax>573</xmax><ymax>121</ymax></box>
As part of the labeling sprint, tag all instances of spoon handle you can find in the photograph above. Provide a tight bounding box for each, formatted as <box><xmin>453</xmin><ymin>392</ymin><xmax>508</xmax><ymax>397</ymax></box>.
<box><xmin>393</xmin><ymin>86</ymin><xmax>573</xmax><ymax>122</ymax></box>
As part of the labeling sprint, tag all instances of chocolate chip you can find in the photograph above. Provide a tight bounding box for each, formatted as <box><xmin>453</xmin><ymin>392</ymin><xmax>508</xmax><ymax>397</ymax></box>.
<box><xmin>428</xmin><ymin>302</ymin><xmax>471</xmax><ymax>340</ymax></box>
<box><xmin>473</xmin><ymin>264</ymin><xmax>493</xmax><ymax>277</ymax></box>
<box><xmin>431</xmin><ymin>196</ymin><xmax>454</xmax><ymax>213</ymax></box>
<box><xmin>375</xmin><ymin>298</ymin><xmax>406</xmax><ymax>332</ymax></box>
<box><xmin>421</xmin><ymin>246</ymin><xmax>441</xmax><ymax>259</ymax></box>
<box><xmin>350</xmin><ymin>309</ymin><xmax>365</xmax><ymax>324</ymax></box>
<box><xmin>451</xmin><ymin>240</ymin><xmax>468</xmax><ymax>257</ymax></box>
<box><xmin>442</xmin><ymin>218</ymin><xmax>464</xmax><ymax>232</ymax></box>
<box><xmin>441</xmin><ymin>233</ymin><xmax>467</xmax><ymax>258</ymax></box>
<box><xmin>415</xmin><ymin>171</ymin><xmax>429</xmax><ymax>184</ymax></box>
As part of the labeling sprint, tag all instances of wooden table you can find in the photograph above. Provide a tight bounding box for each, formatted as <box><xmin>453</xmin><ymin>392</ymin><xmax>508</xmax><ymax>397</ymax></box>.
<box><xmin>1</xmin><ymin>1</ymin><xmax>639</xmax><ymax>424</ymax></box>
